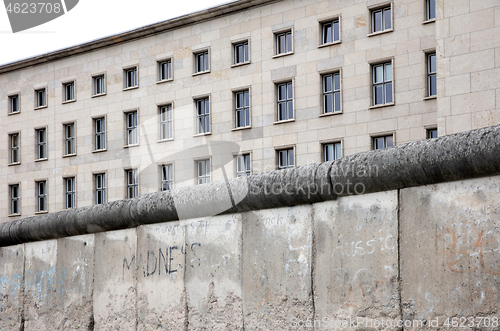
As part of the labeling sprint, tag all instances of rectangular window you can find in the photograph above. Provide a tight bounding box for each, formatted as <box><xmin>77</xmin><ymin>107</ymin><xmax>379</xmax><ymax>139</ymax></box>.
<box><xmin>195</xmin><ymin>51</ymin><xmax>209</xmax><ymax>73</ymax></box>
<box><xmin>158</xmin><ymin>59</ymin><xmax>172</xmax><ymax>81</ymax></box>
<box><xmin>161</xmin><ymin>164</ymin><xmax>173</xmax><ymax>191</ymax></box>
<box><xmin>65</xmin><ymin>177</ymin><xmax>76</xmax><ymax>209</ymax></box>
<box><xmin>125</xmin><ymin>67</ymin><xmax>138</xmax><ymax>88</ymax></box>
<box><xmin>277</xmin><ymin>82</ymin><xmax>293</xmax><ymax>121</ymax></box>
<box><xmin>10</xmin><ymin>133</ymin><xmax>20</xmax><ymax>164</ymax></box>
<box><xmin>95</xmin><ymin>173</ymin><xmax>106</xmax><ymax>205</ymax></box>
<box><xmin>323</xmin><ymin>142</ymin><xmax>342</xmax><ymax>161</ymax></box>
<box><xmin>64</xmin><ymin>123</ymin><xmax>75</xmax><ymax>155</ymax></box>
<box><xmin>426</xmin><ymin>0</ymin><xmax>435</xmax><ymax>20</ymax></box>
<box><xmin>322</xmin><ymin>19</ymin><xmax>340</xmax><ymax>44</ymax></box>
<box><xmin>160</xmin><ymin>105</ymin><xmax>173</xmax><ymax>140</ymax></box>
<box><xmin>372</xmin><ymin>62</ymin><xmax>393</xmax><ymax>106</ymax></box>
<box><xmin>373</xmin><ymin>135</ymin><xmax>394</xmax><ymax>149</ymax></box>
<box><xmin>93</xmin><ymin>75</ymin><xmax>105</xmax><ymax>95</ymax></box>
<box><xmin>276</xmin><ymin>30</ymin><xmax>292</xmax><ymax>55</ymax></box>
<box><xmin>10</xmin><ymin>184</ymin><xmax>20</xmax><ymax>215</ymax></box>
<box><xmin>278</xmin><ymin>148</ymin><xmax>294</xmax><ymax>169</ymax></box>
<box><xmin>36</xmin><ymin>181</ymin><xmax>47</xmax><ymax>212</ymax></box>
<box><xmin>94</xmin><ymin>117</ymin><xmax>106</xmax><ymax>150</ymax></box>
<box><xmin>371</xmin><ymin>6</ymin><xmax>392</xmax><ymax>33</ymax></box>
<box><xmin>36</xmin><ymin>128</ymin><xmax>47</xmax><ymax>160</ymax></box>
<box><xmin>235</xmin><ymin>90</ymin><xmax>250</xmax><ymax>128</ymax></box>
<box><xmin>427</xmin><ymin>53</ymin><xmax>437</xmax><ymax>97</ymax></box>
<box><xmin>323</xmin><ymin>73</ymin><xmax>341</xmax><ymax>113</ymax></box>
<box><xmin>234</xmin><ymin>41</ymin><xmax>249</xmax><ymax>64</ymax></box>
<box><xmin>197</xmin><ymin>159</ymin><xmax>211</xmax><ymax>184</ymax></box>
<box><xmin>427</xmin><ymin>128</ymin><xmax>438</xmax><ymax>139</ymax></box>
<box><xmin>126</xmin><ymin>111</ymin><xmax>138</xmax><ymax>145</ymax></box>
<box><xmin>35</xmin><ymin>88</ymin><xmax>46</xmax><ymax>108</ymax></box>
<box><xmin>236</xmin><ymin>154</ymin><xmax>251</xmax><ymax>177</ymax></box>
<box><xmin>196</xmin><ymin>98</ymin><xmax>210</xmax><ymax>134</ymax></box>
<box><xmin>9</xmin><ymin>95</ymin><xmax>20</xmax><ymax>114</ymax></box>
<box><xmin>63</xmin><ymin>82</ymin><xmax>75</xmax><ymax>102</ymax></box>
<box><xmin>126</xmin><ymin>169</ymin><xmax>139</xmax><ymax>199</ymax></box>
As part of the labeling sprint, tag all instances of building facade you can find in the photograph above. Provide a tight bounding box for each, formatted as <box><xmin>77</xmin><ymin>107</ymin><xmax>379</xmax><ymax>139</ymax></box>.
<box><xmin>1</xmin><ymin>0</ymin><xmax>499</xmax><ymax>221</ymax></box>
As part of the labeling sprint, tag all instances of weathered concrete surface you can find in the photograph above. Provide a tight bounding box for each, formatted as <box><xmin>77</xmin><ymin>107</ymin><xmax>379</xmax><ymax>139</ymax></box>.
<box><xmin>400</xmin><ymin>176</ymin><xmax>500</xmax><ymax>327</ymax></box>
<box><xmin>93</xmin><ymin>229</ymin><xmax>137</xmax><ymax>330</ymax></box>
<box><xmin>184</xmin><ymin>214</ymin><xmax>243</xmax><ymax>330</ymax></box>
<box><xmin>0</xmin><ymin>244</ymin><xmax>24</xmax><ymax>330</ymax></box>
<box><xmin>136</xmin><ymin>222</ymin><xmax>186</xmax><ymax>330</ymax></box>
<box><xmin>242</xmin><ymin>205</ymin><xmax>313</xmax><ymax>330</ymax></box>
<box><xmin>313</xmin><ymin>191</ymin><xmax>400</xmax><ymax>330</ymax></box>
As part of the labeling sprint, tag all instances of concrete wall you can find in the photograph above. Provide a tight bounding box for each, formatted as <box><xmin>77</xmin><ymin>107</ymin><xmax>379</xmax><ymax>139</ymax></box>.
<box><xmin>2</xmin><ymin>174</ymin><xmax>499</xmax><ymax>330</ymax></box>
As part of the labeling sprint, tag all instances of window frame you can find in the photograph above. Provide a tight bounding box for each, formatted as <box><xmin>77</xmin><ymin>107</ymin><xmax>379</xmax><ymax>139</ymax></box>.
<box><xmin>372</xmin><ymin>134</ymin><xmax>395</xmax><ymax>150</ymax></box>
<box><xmin>195</xmin><ymin>97</ymin><xmax>211</xmax><ymax>135</ymax></box>
<box><xmin>9</xmin><ymin>183</ymin><xmax>21</xmax><ymax>216</ymax></box>
<box><xmin>370</xmin><ymin>59</ymin><xmax>394</xmax><ymax>108</ymax></box>
<box><xmin>236</xmin><ymin>153</ymin><xmax>251</xmax><ymax>177</ymax></box>
<box><xmin>322</xmin><ymin>142</ymin><xmax>342</xmax><ymax>161</ymax></box>
<box><xmin>368</xmin><ymin>2</ymin><xmax>393</xmax><ymax>36</ymax></box>
<box><xmin>319</xmin><ymin>17</ymin><xmax>341</xmax><ymax>47</ymax></box>
<box><xmin>92</xmin><ymin>74</ymin><xmax>106</xmax><ymax>97</ymax></box>
<box><xmin>62</xmin><ymin>81</ymin><xmax>76</xmax><ymax>103</ymax></box>
<box><xmin>427</xmin><ymin>128</ymin><xmax>438</xmax><ymax>139</ymax></box>
<box><xmin>34</xmin><ymin>87</ymin><xmax>47</xmax><ymax>109</ymax></box>
<box><xmin>193</xmin><ymin>50</ymin><xmax>210</xmax><ymax>75</ymax></box>
<box><xmin>234</xmin><ymin>89</ymin><xmax>251</xmax><ymax>129</ymax></box>
<box><xmin>35</xmin><ymin>180</ymin><xmax>47</xmax><ymax>213</ymax></box>
<box><xmin>63</xmin><ymin>122</ymin><xmax>76</xmax><ymax>156</ymax></box>
<box><xmin>35</xmin><ymin>127</ymin><xmax>48</xmax><ymax>161</ymax></box>
<box><xmin>125</xmin><ymin>110</ymin><xmax>139</xmax><ymax>146</ymax></box>
<box><xmin>94</xmin><ymin>173</ymin><xmax>106</xmax><ymax>205</ymax></box>
<box><xmin>196</xmin><ymin>159</ymin><xmax>211</xmax><ymax>185</ymax></box>
<box><xmin>157</xmin><ymin>58</ymin><xmax>173</xmax><ymax>82</ymax></box>
<box><xmin>9</xmin><ymin>132</ymin><xmax>20</xmax><ymax>165</ymax></box>
<box><xmin>275</xmin><ymin>81</ymin><xmax>294</xmax><ymax>122</ymax></box>
<box><xmin>64</xmin><ymin>177</ymin><xmax>76</xmax><ymax>209</ymax></box>
<box><xmin>277</xmin><ymin>147</ymin><xmax>295</xmax><ymax>170</ymax></box>
<box><xmin>93</xmin><ymin>117</ymin><xmax>106</xmax><ymax>152</ymax></box>
<box><xmin>321</xmin><ymin>71</ymin><xmax>342</xmax><ymax>115</ymax></box>
<box><xmin>160</xmin><ymin>164</ymin><xmax>174</xmax><ymax>191</ymax></box>
<box><xmin>424</xmin><ymin>0</ymin><xmax>436</xmax><ymax>22</ymax></box>
<box><xmin>125</xmin><ymin>168</ymin><xmax>139</xmax><ymax>199</ymax></box>
<box><xmin>159</xmin><ymin>104</ymin><xmax>173</xmax><ymax>141</ymax></box>
<box><xmin>273</xmin><ymin>29</ymin><xmax>294</xmax><ymax>57</ymax></box>
<box><xmin>232</xmin><ymin>40</ymin><xmax>250</xmax><ymax>66</ymax></box>
<box><xmin>124</xmin><ymin>66</ymin><xmax>138</xmax><ymax>90</ymax></box>
<box><xmin>426</xmin><ymin>52</ymin><xmax>437</xmax><ymax>98</ymax></box>
<box><xmin>8</xmin><ymin>94</ymin><xmax>20</xmax><ymax>114</ymax></box>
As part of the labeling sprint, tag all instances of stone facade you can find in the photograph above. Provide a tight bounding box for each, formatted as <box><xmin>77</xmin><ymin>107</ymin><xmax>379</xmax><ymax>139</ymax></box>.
<box><xmin>0</xmin><ymin>0</ymin><xmax>498</xmax><ymax>221</ymax></box>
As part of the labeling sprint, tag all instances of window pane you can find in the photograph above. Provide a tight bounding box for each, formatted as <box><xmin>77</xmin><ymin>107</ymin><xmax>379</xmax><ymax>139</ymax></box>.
<box><xmin>374</xmin><ymin>10</ymin><xmax>382</xmax><ymax>32</ymax></box>
<box><xmin>244</xmin><ymin>43</ymin><xmax>249</xmax><ymax>62</ymax></box>
<box><xmin>374</xmin><ymin>85</ymin><xmax>384</xmax><ymax>105</ymax></box>
<box><xmin>323</xmin><ymin>23</ymin><xmax>332</xmax><ymax>43</ymax></box>
<box><xmin>374</xmin><ymin>65</ymin><xmax>383</xmax><ymax>83</ymax></box>
<box><xmin>324</xmin><ymin>94</ymin><xmax>333</xmax><ymax>113</ymax></box>
<box><xmin>324</xmin><ymin>75</ymin><xmax>332</xmax><ymax>92</ymax></box>
<box><xmin>430</xmin><ymin>76</ymin><xmax>437</xmax><ymax>96</ymax></box>
<box><xmin>385</xmin><ymin>63</ymin><xmax>392</xmax><ymax>82</ymax></box>
<box><xmin>334</xmin><ymin>92</ymin><xmax>341</xmax><ymax>111</ymax></box>
<box><xmin>278</xmin><ymin>34</ymin><xmax>285</xmax><ymax>53</ymax></box>
<box><xmin>287</xmin><ymin>83</ymin><xmax>293</xmax><ymax>98</ymax></box>
<box><xmin>385</xmin><ymin>82</ymin><xmax>393</xmax><ymax>103</ymax></box>
<box><xmin>429</xmin><ymin>54</ymin><xmax>436</xmax><ymax>73</ymax></box>
<box><xmin>428</xmin><ymin>0</ymin><xmax>435</xmax><ymax>19</ymax></box>
<box><xmin>286</xmin><ymin>32</ymin><xmax>292</xmax><ymax>52</ymax></box>
<box><xmin>384</xmin><ymin>8</ymin><xmax>391</xmax><ymax>30</ymax></box>
<box><xmin>333</xmin><ymin>21</ymin><xmax>340</xmax><ymax>41</ymax></box>
<box><xmin>386</xmin><ymin>136</ymin><xmax>394</xmax><ymax>147</ymax></box>
<box><xmin>287</xmin><ymin>101</ymin><xmax>293</xmax><ymax>119</ymax></box>
<box><xmin>335</xmin><ymin>143</ymin><xmax>342</xmax><ymax>159</ymax></box>
<box><xmin>333</xmin><ymin>74</ymin><xmax>340</xmax><ymax>90</ymax></box>
<box><xmin>324</xmin><ymin>144</ymin><xmax>333</xmax><ymax>161</ymax></box>
<box><xmin>288</xmin><ymin>149</ymin><xmax>294</xmax><ymax>166</ymax></box>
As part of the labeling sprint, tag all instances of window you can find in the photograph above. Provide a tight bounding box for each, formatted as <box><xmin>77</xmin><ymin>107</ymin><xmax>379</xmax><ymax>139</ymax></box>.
<box><xmin>93</xmin><ymin>75</ymin><xmax>105</xmax><ymax>95</ymax></box>
<box><xmin>277</xmin><ymin>82</ymin><xmax>293</xmax><ymax>121</ymax></box>
<box><xmin>278</xmin><ymin>148</ymin><xmax>294</xmax><ymax>169</ymax></box>
<box><xmin>36</xmin><ymin>128</ymin><xmax>47</xmax><ymax>160</ymax></box>
<box><xmin>196</xmin><ymin>98</ymin><xmax>210</xmax><ymax>134</ymax></box>
<box><xmin>95</xmin><ymin>173</ymin><xmax>106</xmax><ymax>205</ymax></box>
<box><xmin>158</xmin><ymin>59</ymin><xmax>172</xmax><ymax>81</ymax></box>
<box><xmin>236</xmin><ymin>154</ymin><xmax>251</xmax><ymax>177</ymax></box>
<box><xmin>9</xmin><ymin>184</ymin><xmax>20</xmax><ymax>215</ymax></box>
<box><xmin>235</xmin><ymin>90</ymin><xmax>250</xmax><ymax>128</ymax></box>
<box><xmin>323</xmin><ymin>142</ymin><xmax>342</xmax><ymax>161</ymax></box>
<box><xmin>36</xmin><ymin>181</ymin><xmax>47</xmax><ymax>213</ymax></box>
<box><xmin>194</xmin><ymin>51</ymin><xmax>209</xmax><ymax>73</ymax></box>
<box><xmin>64</xmin><ymin>123</ymin><xmax>76</xmax><ymax>155</ymax></box>
<box><xmin>371</xmin><ymin>5</ymin><xmax>392</xmax><ymax>33</ymax></box>
<box><xmin>321</xmin><ymin>19</ymin><xmax>340</xmax><ymax>44</ymax></box>
<box><xmin>8</xmin><ymin>95</ymin><xmax>20</xmax><ymax>114</ymax></box>
<box><xmin>94</xmin><ymin>117</ymin><xmax>106</xmax><ymax>150</ymax></box>
<box><xmin>323</xmin><ymin>73</ymin><xmax>341</xmax><ymax>113</ymax></box>
<box><xmin>10</xmin><ymin>133</ymin><xmax>20</xmax><ymax>164</ymax></box>
<box><xmin>426</xmin><ymin>0</ymin><xmax>435</xmax><ymax>20</ymax></box>
<box><xmin>161</xmin><ymin>164</ymin><xmax>173</xmax><ymax>191</ymax></box>
<box><xmin>275</xmin><ymin>30</ymin><xmax>292</xmax><ymax>55</ymax></box>
<box><xmin>126</xmin><ymin>111</ymin><xmax>138</xmax><ymax>145</ymax></box>
<box><xmin>126</xmin><ymin>169</ymin><xmax>139</xmax><ymax>199</ymax></box>
<box><xmin>65</xmin><ymin>177</ymin><xmax>76</xmax><ymax>209</ymax></box>
<box><xmin>427</xmin><ymin>128</ymin><xmax>438</xmax><ymax>139</ymax></box>
<box><xmin>35</xmin><ymin>88</ymin><xmax>46</xmax><ymax>108</ymax></box>
<box><xmin>197</xmin><ymin>160</ymin><xmax>211</xmax><ymax>184</ymax></box>
<box><xmin>373</xmin><ymin>135</ymin><xmax>394</xmax><ymax>149</ymax></box>
<box><xmin>234</xmin><ymin>41</ymin><xmax>249</xmax><ymax>64</ymax></box>
<box><xmin>63</xmin><ymin>82</ymin><xmax>75</xmax><ymax>102</ymax></box>
<box><xmin>160</xmin><ymin>105</ymin><xmax>173</xmax><ymax>140</ymax></box>
<box><xmin>124</xmin><ymin>67</ymin><xmax>138</xmax><ymax>88</ymax></box>
<box><xmin>372</xmin><ymin>62</ymin><xmax>393</xmax><ymax>106</ymax></box>
<box><xmin>427</xmin><ymin>53</ymin><xmax>437</xmax><ymax>97</ymax></box>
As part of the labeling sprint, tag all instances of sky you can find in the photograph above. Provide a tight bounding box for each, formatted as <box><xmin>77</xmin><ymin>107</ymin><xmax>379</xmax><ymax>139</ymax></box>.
<box><xmin>0</xmin><ymin>0</ymin><xmax>231</xmax><ymax>65</ymax></box>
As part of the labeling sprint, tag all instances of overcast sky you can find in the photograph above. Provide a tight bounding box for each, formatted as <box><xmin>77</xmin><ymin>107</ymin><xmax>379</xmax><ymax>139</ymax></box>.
<box><xmin>0</xmin><ymin>0</ymin><xmax>231</xmax><ymax>65</ymax></box>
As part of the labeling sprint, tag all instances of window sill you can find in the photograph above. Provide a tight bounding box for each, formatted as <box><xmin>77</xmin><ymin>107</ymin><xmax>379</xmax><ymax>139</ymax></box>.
<box><xmin>92</xmin><ymin>149</ymin><xmax>107</xmax><ymax>153</ymax></box>
<box><xmin>318</xmin><ymin>40</ymin><xmax>341</xmax><ymax>48</ymax></box>
<box><xmin>62</xmin><ymin>99</ymin><xmax>76</xmax><ymax>104</ymax></box>
<box><xmin>424</xmin><ymin>95</ymin><xmax>437</xmax><ymax>101</ymax></box>
<box><xmin>423</xmin><ymin>18</ymin><xmax>435</xmax><ymax>25</ymax></box>
<box><xmin>8</xmin><ymin>213</ymin><xmax>21</xmax><ymax>217</ymax></box>
<box><xmin>367</xmin><ymin>28</ymin><xmax>393</xmax><ymax>37</ymax></box>
<box><xmin>124</xmin><ymin>144</ymin><xmax>140</xmax><ymax>148</ymax></box>
<box><xmin>369</xmin><ymin>102</ymin><xmax>395</xmax><ymax>109</ymax></box>
<box><xmin>35</xmin><ymin>211</ymin><xmax>48</xmax><ymax>215</ymax></box>
<box><xmin>274</xmin><ymin>119</ymin><xmax>295</xmax><ymax>125</ymax></box>
<box><xmin>319</xmin><ymin>110</ymin><xmax>343</xmax><ymax>117</ymax></box>
<box><xmin>8</xmin><ymin>111</ymin><xmax>20</xmax><ymax>116</ymax></box>
<box><xmin>232</xmin><ymin>126</ymin><xmax>252</xmax><ymax>131</ymax></box>
<box><xmin>193</xmin><ymin>132</ymin><xmax>212</xmax><ymax>137</ymax></box>
<box><xmin>156</xmin><ymin>78</ymin><xmax>173</xmax><ymax>84</ymax></box>
<box><xmin>157</xmin><ymin>138</ymin><xmax>174</xmax><ymax>143</ymax></box>
<box><xmin>123</xmin><ymin>86</ymin><xmax>139</xmax><ymax>91</ymax></box>
<box><xmin>231</xmin><ymin>61</ymin><xmax>251</xmax><ymax>68</ymax></box>
<box><xmin>8</xmin><ymin>162</ymin><xmax>21</xmax><ymax>166</ymax></box>
<box><xmin>192</xmin><ymin>70</ymin><xmax>210</xmax><ymax>77</ymax></box>
<box><xmin>62</xmin><ymin>153</ymin><xmax>77</xmax><ymax>158</ymax></box>
<box><xmin>34</xmin><ymin>105</ymin><xmax>47</xmax><ymax>110</ymax></box>
<box><xmin>35</xmin><ymin>158</ymin><xmax>48</xmax><ymax>162</ymax></box>
<box><xmin>91</xmin><ymin>93</ymin><xmax>107</xmax><ymax>98</ymax></box>
<box><xmin>272</xmin><ymin>52</ymin><xmax>294</xmax><ymax>59</ymax></box>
